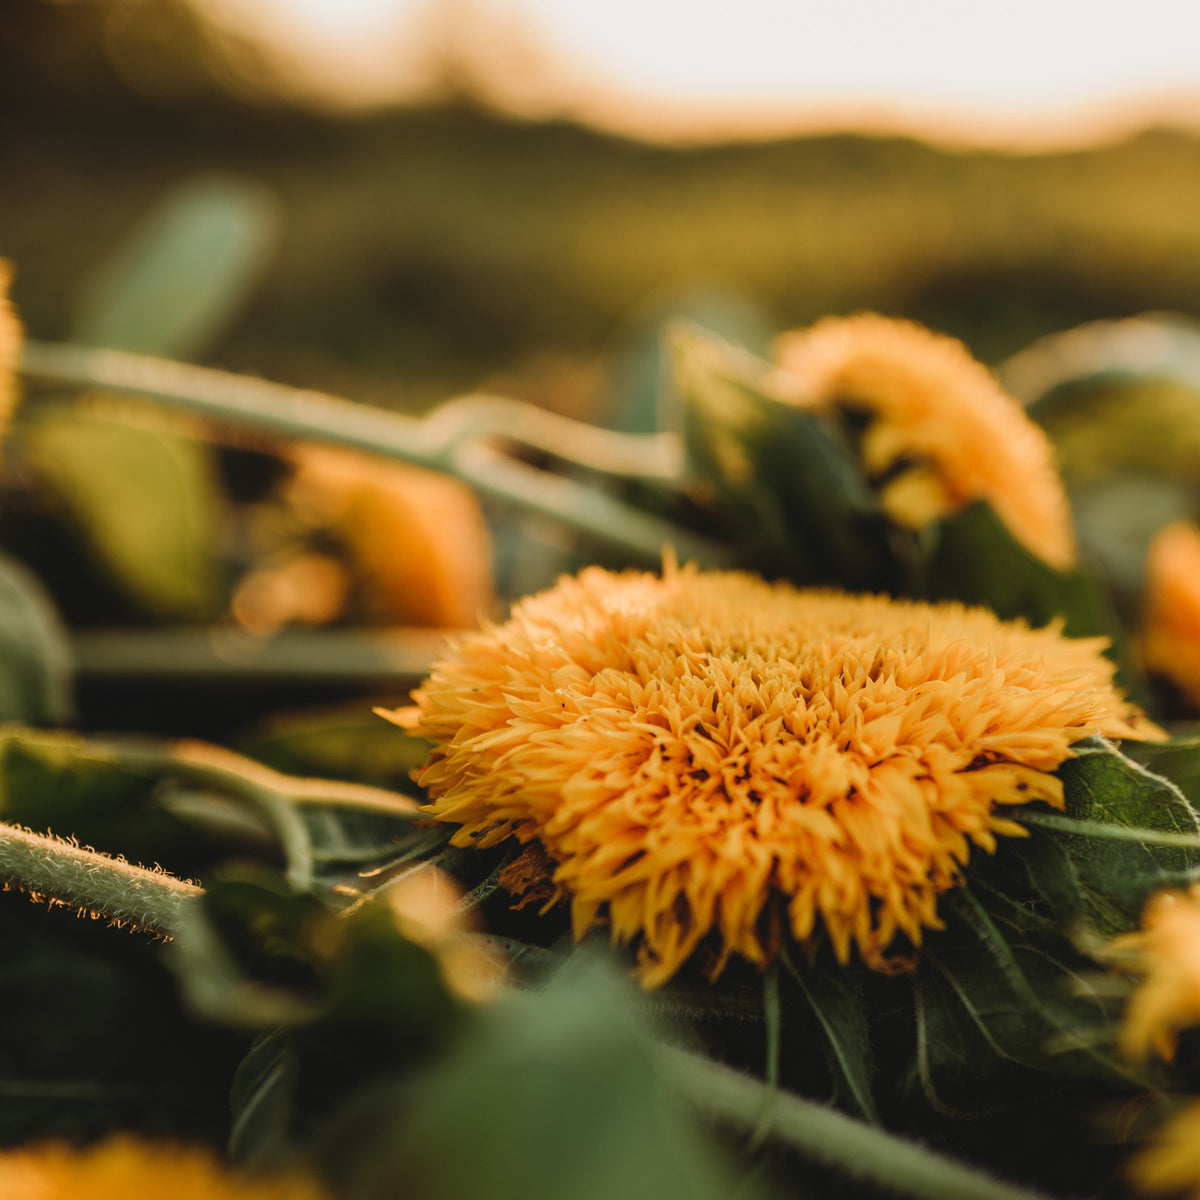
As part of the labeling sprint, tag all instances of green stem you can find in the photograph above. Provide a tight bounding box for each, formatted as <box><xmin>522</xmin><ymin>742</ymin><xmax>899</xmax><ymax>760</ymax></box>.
<box><xmin>104</xmin><ymin>743</ymin><xmax>315</xmax><ymax>891</ymax></box>
<box><xmin>20</xmin><ymin>340</ymin><xmax>728</xmax><ymax>568</ymax></box>
<box><xmin>657</xmin><ymin>1045</ymin><xmax>1051</xmax><ymax>1200</ymax></box>
<box><xmin>0</xmin><ymin>821</ymin><xmax>201</xmax><ymax>937</ymax></box>
<box><xmin>71</xmin><ymin>625</ymin><xmax>454</xmax><ymax>686</ymax></box>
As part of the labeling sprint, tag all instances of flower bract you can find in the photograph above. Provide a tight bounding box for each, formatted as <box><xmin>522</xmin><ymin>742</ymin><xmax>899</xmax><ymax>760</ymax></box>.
<box><xmin>386</xmin><ymin>565</ymin><xmax>1156</xmax><ymax>987</ymax></box>
<box><xmin>774</xmin><ymin>313</ymin><xmax>1076</xmax><ymax>570</ymax></box>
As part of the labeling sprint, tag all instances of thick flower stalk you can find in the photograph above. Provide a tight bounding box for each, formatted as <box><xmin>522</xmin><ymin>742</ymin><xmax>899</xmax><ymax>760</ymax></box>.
<box><xmin>1142</xmin><ymin>521</ymin><xmax>1200</xmax><ymax>708</ymax></box>
<box><xmin>384</xmin><ymin>565</ymin><xmax>1155</xmax><ymax>987</ymax></box>
<box><xmin>774</xmin><ymin>313</ymin><xmax>1076</xmax><ymax>570</ymax></box>
<box><xmin>0</xmin><ymin>1136</ymin><xmax>328</xmax><ymax>1200</ymax></box>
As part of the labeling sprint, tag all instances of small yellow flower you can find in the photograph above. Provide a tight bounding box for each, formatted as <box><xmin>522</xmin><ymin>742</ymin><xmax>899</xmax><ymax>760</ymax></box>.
<box><xmin>383</xmin><ymin>565</ymin><xmax>1155</xmax><ymax>987</ymax></box>
<box><xmin>1143</xmin><ymin>522</ymin><xmax>1200</xmax><ymax>709</ymax></box>
<box><xmin>1130</xmin><ymin>1100</ymin><xmax>1200</xmax><ymax>1200</ymax></box>
<box><xmin>774</xmin><ymin>314</ymin><xmax>1076</xmax><ymax>571</ymax></box>
<box><xmin>1</xmin><ymin>261</ymin><xmax>24</xmax><ymax>436</ymax></box>
<box><xmin>0</xmin><ymin>1136</ymin><xmax>328</xmax><ymax>1200</ymax></box>
<box><xmin>1113</xmin><ymin>883</ymin><xmax>1200</xmax><ymax>1064</ymax></box>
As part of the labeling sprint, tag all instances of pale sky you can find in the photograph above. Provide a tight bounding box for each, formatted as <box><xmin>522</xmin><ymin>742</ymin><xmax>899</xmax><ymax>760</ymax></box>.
<box><xmin>201</xmin><ymin>0</ymin><xmax>1200</xmax><ymax>145</ymax></box>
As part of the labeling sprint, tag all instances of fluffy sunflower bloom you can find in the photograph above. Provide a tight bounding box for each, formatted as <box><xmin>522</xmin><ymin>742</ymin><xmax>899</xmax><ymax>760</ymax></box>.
<box><xmin>1142</xmin><ymin>522</ymin><xmax>1200</xmax><ymax>709</ymax></box>
<box><xmin>0</xmin><ymin>1136</ymin><xmax>328</xmax><ymax>1200</ymax></box>
<box><xmin>773</xmin><ymin>313</ymin><xmax>1076</xmax><ymax>571</ymax></box>
<box><xmin>1</xmin><ymin>261</ymin><xmax>23</xmax><ymax>436</ymax></box>
<box><xmin>383</xmin><ymin>565</ymin><xmax>1155</xmax><ymax>987</ymax></box>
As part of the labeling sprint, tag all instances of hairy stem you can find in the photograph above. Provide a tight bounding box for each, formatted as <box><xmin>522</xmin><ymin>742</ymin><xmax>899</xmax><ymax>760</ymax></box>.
<box><xmin>0</xmin><ymin>821</ymin><xmax>201</xmax><ymax>936</ymax></box>
<box><xmin>658</xmin><ymin>1045</ymin><xmax>1051</xmax><ymax>1200</ymax></box>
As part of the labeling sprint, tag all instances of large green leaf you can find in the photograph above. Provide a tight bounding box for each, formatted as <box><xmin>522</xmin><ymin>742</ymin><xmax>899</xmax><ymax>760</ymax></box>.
<box><xmin>905</xmin><ymin>737</ymin><xmax>1196</xmax><ymax>1148</ymax></box>
<box><xmin>72</xmin><ymin>175</ymin><xmax>279</xmax><ymax>361</ymax></box>
<box><xmin>920</xmin><ymin>500</ymin><xmax>1115</xmax><ymax>638</ymax></box>
<box><xmin>1048</xmin><ymin>737</ymin><xmax>1200</xmax><ymax>933</ymax></box>
<box><xmin>22</xmin><ymin>176</ymin><xmax>280</xmax><ymax>620</ymax></box>
<box><xmin>321</xmin><ymin>955</ymin><xmax>766</xmax><ymax>1200</ymax></box>
<box><xmin>22</xmin><ymin>408</ymin><xmax>226</xmax><ymax>620</ymax></box>
<box><xmin>781</xmin><ymin>948</ymin><xmax>878</xmax><ymax>1124</ymax></box>
<box><xmin>0</xmin><ymin>553</ymin><xmax>72</xmax><ymax>725</ymax></box>
<box><xmin>669</xmin><ymin>323</ymin><xmax>892</xmax><ymax>587</ymax></box>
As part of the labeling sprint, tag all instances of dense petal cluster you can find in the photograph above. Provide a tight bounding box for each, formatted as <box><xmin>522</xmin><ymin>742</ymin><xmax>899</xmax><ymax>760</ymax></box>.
<box><xmin>388</xmin><ymin>566</ymin><xmax>1155</xmax><ymax>987</ymax></box>
<box><xmin>774</xmin><ymin>313</ymin><xmax>1076</xmax><ymax>570</ymax></box>
<box><xmin>1142</xmin><ymin>521</ymin><xmax>1200</xmax><ymax>708</ymax></box>
<box><xmin>0</xmin><ymin>1137</ymin><xmax>328</xmax><ymax>1200</ymax></box>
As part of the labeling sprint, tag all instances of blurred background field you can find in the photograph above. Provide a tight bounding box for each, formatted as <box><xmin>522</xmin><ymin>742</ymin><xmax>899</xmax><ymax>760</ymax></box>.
<box><xmin>7</xmin><ymin>0</ymin><xmax>1200</xmax><ymax>410</ymax></box>
<box><xmin>6</xmin><ymin>0</ymin><xmax>1200</xmax><ymax>741</ymax></box>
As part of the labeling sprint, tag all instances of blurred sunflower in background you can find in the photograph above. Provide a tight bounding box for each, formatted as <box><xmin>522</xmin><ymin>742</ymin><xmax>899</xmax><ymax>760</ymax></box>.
<box><xmin>230</xmin><ymin>444</ymin><xmax>493</xmax><ymax>636</ymax></box>
<box><xmin>774</xmin><ymin>313</ymin><xmax>1076</xmax><ymax>570</ymax></box>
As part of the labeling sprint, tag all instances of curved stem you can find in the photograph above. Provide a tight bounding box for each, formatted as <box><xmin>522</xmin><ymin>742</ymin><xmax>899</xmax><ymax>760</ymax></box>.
<box><xmin>20</xmin><ymin>340</ymin><xmax>728</xmax><ymax>568</ymax></box>
<box><xmin>0</xmin><ymin>821</ymin><xmax>201</xmax><ymax>937</ymax></box>
<box><xmin>657</xmin><ymin>1045</ymin><xmax>1051</xmax><ymax>1200</ymax></box>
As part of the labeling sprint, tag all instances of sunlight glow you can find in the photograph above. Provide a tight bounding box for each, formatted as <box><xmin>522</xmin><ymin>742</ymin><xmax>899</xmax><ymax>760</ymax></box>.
<box><xmin>197</xmin><ymin>0</ymin><xmax>1200</xmax><ymax>146</ymax></box>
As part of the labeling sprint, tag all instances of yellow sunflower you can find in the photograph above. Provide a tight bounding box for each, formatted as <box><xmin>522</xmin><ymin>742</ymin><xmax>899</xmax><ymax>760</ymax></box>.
<box><xmin>1142</xmin><ymin>522</ymin><xmax>1200</xmax><ymax>709</ymax></box>
<box><xmin>774</xmin><ymin>313</ymin><xmax>1076</xmax><ymax>571</ymax></box>
<box><xmin>0</xmin><ymin>1136</ymin><xmax>328</xmax><ymax>1200</ymax></box>
<box><xmin>1</xmin><ymin>261</ymin><xmax>23</xmax><ymax>436</ymax></box>
<box><xmin>382</xmin><ymin>565</ymin><xmax>1156</xmax><ymax>987</ymax></box>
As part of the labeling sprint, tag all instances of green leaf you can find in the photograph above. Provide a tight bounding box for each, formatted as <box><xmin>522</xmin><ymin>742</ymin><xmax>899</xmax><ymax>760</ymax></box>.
<box><xmin>1049</xmin><ymin>737</ymin><xmax>1200</xmax><ymax>934</ymax></box>
<box><xmin>668</xmin><ymin>323</ymin><xmax>891</xmax><ymax>587</ymax></box>
<box><xmin>781</xmin><ymin>949</ymin><xmax>878</xmax><ymax>1124</ymax></box>
<box><xmin>920</xmin><ymin>500</ymin><xmax>1115</xmax><ymax>638</ymax></box>
<box><xmin>1123</xmin><ymin>735</ymin><xmax>1200</xmax><ymax>813</ymax></box>
<box><xmin>20</xmin><ymin>177</ymin><xmax>279</xmax><ymax>622</ymax></box>
<box><xmin>72</xmin><ymin>175</ymin><xmax>279</xmax><ymax>361</ymax></box>
<box><xmin>21</xmin><ymin>408</ymin><xmax>226</xmax><ymax>620</ymax></box>
<box><xmin>903</xmin><ymin>736</ymin><xmax>1200</xmax><ymax>1132</ymax></box>
<box><xmin>228</xmin><ymin>1028</ymin><xmax>298</xmax><ymax>1166</ymax></box>
<box><xmin>322</xmin><ymin>954</ymin><xmax>763</xmax><ymax>1200</ymax></box>
<box><xmin>910</xmin><ymin>879</ymin><xmax>1133</xmax><ymax>1121</ymax></box>
<box><xmin>0</xmin><ymin>553</ymin><xmax>72</xmax><ymax>725</ymax></box>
